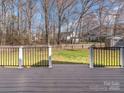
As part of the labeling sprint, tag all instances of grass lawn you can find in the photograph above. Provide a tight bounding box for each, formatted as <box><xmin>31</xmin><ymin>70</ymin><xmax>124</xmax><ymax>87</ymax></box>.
<box><xmin>52</xmin><ymin>49</ymin><xmax>89</xmax><ymax>64</ymax></box>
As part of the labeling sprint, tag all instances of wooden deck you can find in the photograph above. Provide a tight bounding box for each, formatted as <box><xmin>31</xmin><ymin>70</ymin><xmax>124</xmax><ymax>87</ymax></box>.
<box><xmin>0</xmin><ymin>64</ymin><xmax>124</xmax><ymax>93</ymax></box>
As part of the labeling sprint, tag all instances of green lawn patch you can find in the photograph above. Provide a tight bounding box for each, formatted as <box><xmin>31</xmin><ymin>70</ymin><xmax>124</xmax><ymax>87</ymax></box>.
<box><xmin>52</xmin><ymin>49</ymin><xmax>89</xmax><ymax>64</ymax></box>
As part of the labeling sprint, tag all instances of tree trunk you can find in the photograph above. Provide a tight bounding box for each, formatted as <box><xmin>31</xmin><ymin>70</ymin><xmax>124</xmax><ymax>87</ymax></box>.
<box><xmin>44</xmin><ymin>0</ymin><xmax>49</xmax><ymax>45</ymax></box>
<box><xmin>57</xmin><ymin>17</ymin><xmax>61</xmax><ymax>45</ymax></box>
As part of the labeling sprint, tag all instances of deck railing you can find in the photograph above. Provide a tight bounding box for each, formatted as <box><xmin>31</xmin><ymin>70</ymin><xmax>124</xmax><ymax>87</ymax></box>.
<box><xmin>89</xmin><ymin>47</ymin><xmax>124</xmax><ymax>68</ymax></box>
<box><xmin>0</xmin><ymin>46</ymin><xmax>52</xmax><ymax>68</ymax></box>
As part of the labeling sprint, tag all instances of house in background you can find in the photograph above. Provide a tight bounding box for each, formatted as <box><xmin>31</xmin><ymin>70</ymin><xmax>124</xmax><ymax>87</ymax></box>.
<box><xmin>60</xmin><ymin>31</ymin><xmax>80</xmax><ymax>44</ymax></box>
<box><xmin>83</xmin><ymin>23</ymin><xmax>124</xmax><ymax>42</ymax></box>
<box><xmin>105</xmin><ymin>36</ymin><xmax>124</xmax><ymax>47</ymax></box>
<box><xmin>83</xmin><ymin>25</ymin><xmax>110</xmax><ymax>41</ymax></box>
<box><xmin>105</xmin><ymin>23</ymin><xmax>124</xmax><ymax>47</ymax></box>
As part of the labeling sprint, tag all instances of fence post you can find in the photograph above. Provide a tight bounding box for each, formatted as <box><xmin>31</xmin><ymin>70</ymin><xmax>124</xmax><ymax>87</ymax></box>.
<box><xmin>120</xmin><ymin>47</ymin><xmax>124</xmax><ymax>68</ymax></box>
<box><xmin>48</xmin><ymin>46</ymin><xmax>52</xmax><ymax>68</ymax></box>
<box><xmin>89</xmin><ymin>47</ymin><xmax>94</xmax><ymax>68</ymax></box>
<box><xmin>18</xmin><ymin>46</ymin><xmax>23</xmax><ymax>69</ymax></box>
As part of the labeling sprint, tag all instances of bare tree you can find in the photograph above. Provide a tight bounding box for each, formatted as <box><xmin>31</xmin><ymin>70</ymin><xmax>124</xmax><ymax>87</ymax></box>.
<box><xmin>0</xmin><ymin>0</ymin><xmax>123</xmax><ymax>45</ymax></box>
<box><xmin>71</xmin><ymin>0</ymin><xmax>98</xmax><ymax>44</ymax></box>
<box><xmin>26</xmin><ymin>0</ymin><xmax>37</xmax><ymax>44</ymax></box>
<box><xmin>44</xmin><ymin>0</ymin><xmax>49</xmax><ymax>45</ymax></box>
<box><xmin>93</xmin><ymin>0</ymin><xmax>117</xmax><ymax>44</ymax></box>
<box><xmin>55</xmin><ymin>0</ymin><xmax>75</xmax><ymax>45</ymax></box>
<box><xmin>0</xmin><ymin>0</ymin><xmax>8</xmax><ymax>45</ymax></box>
<box><xmin>40</xmin><ymin>0</ymin><xmax>55</xmax><ymax>45</ymax></box>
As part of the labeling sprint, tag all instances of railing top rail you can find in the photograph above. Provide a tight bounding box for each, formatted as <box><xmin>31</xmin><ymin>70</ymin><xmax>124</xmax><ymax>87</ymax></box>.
<box><xmin>92</xmin><ymin>47</ymin><xmax>123</xmax><ymax>49</ymax></box>
<box><xmin>0</xmin><ymin>45</ymin><xmax>51</xmax><ymax>48</ymax></box>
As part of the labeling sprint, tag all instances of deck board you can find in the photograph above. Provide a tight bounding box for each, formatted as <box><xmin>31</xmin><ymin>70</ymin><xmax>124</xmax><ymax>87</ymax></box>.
<box><xmin>0</xmin><ymin>64</ymin><xmax>124</xmax><ymax>93</ymax></box>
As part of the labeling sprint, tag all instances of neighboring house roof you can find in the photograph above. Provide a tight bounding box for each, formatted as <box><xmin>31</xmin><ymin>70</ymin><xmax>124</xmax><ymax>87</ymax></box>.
<box><xmin>86</xmin><ymin>23</ymin><xmax>124</xmax><ymax>38</ymax></box>
<box><xmin>87</xmin><ymin>25</ymin><xmax>110</xmax><ymax>37</ymax></box>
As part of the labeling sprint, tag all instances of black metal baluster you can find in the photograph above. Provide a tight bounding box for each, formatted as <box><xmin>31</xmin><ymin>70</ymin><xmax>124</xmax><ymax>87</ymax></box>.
<box><xmin>95</xmin><ymin>48</ymin><xmax>97</xmax><ymax>67</ymax></box>
<box><xmin>33</xmin><ymin>47</ymin><xmax>35</xmax><ymax>66</ymax></box>
<box><xmin>110</xmin><ymin>48</ymin><xmax>112</xmax><ymax>66</ymax></box>
<box><xmin>118</xmin><ymin>48</ymin><xmax>121</xmax><ymax>66</ymax></box>
<box><xmin>41</xmin><ymin>47</ymin><xmax>43</xmax><ymax>66</ymax></box>
<box><xmin>44</xmin><ymin>47</ymin><xmax>45</xmax><ymax>67</ymax></box>
<box><xmin>14</xmin><ymin>48</ymin><xmax>18</xmax><ymax>64</ymax></box>
<box><xmin>13</xmin><ymin>48</ymin><xmax>15</xmax><ymax>66</ymax></box>
<box><xmin>40</xmin><ymin>48</ymin><xmax>41</xmax><ymax>66</ymax></box>
<box><xmin>29</xmin><ymin>48</ymin><xmax>30</xmax><ymax>66</ymax></box>
<box><xmin>46</xmin><ymin>47</ymin><xmax>47</xmax><ymax>67</ymax></box>
<box><xmin>35</xmin><ymin>47</ymin><xmax>37</xmax><ymax>67</ymax></box>
<box><xmin>11</xmin><ymin>48</ymin><xmax>12</xmax><ymax>66</ymax></box>
<box><xmin>113</xmin><ymin>47</ymin><xmax>115</xmax><ymax>66</ymax></box>
<box><xmin>7</xmin><ymin>48</ymin><xmax>9</xmax><ymax>66</ymax></box>
<box><xmin>28</xmin><ymin>48</ymin><xmax>30</xmax><ymax>66</ymax></box>
<box><xmin>108</xmin><ymin>47</ymin><xmax>109</xmax><ymax>66</ymax></box>
<box><xmin>38</xmin><ymin>47</ymin><xmax>41</xmax><ymax>66</ymax></box>
<box><xmin>15</xmin><ymin>48</ymin><xmax>17</xmax><ymax>66</ymax></box>
<box><xmin>30</xmin><ymin>48</ymin><xmax>31</xmax><ymax>66</ymax></box>
<box><xmin>38</xmin><ymin>47</ymin><xmax>39</xmax><ymax>66</ymax></box>
<box><xmin>44</xmin><ymin>47</ymin><xmax>46</xmax><ymax>66</ymax></box>
<box><xmin>99</xmin><ymin>48</ymin><xmax>101</xmax><ymax>67</ymax></box>
<box><xmin>105</xmin><ymin>48</ymin><xmax>107</xmax><ymax>66</ymax></box>
<box><xmin>100</xmin><ymin>48</ymin><xmax>101</xmax><ymax>67</ymax></box>
<box><xmin>7</xmin><ymin>47</ymin><xmax>9</xmax><ymax>66</ymax></box>
<box><xmin>27</xmin><ymin>48</ymin><xmax>28</xmax><ymax>66</ymax></box>
<box><xmin>116</xmin><ymin>48</ymin><xmax>118</xmax><ymax>66</ymax></box>
<box><xmin>93</xmin><ymin>48</ymin><xmax>95</xmax><ymax>66</ymax></box>
<box><xmin>116</xmin><ymin>47</ymin><xmax>117</xmax><ymax>66</ymax></box>
<box><xmin>47</xmin><ymin>47</ymin><xmax>48</xmax><ymax>66</ymax></box>
<box><xmin>109</xmin><ymin>48</ymin><xmax>111</xmax><ymax>66</ymax></box>
<box><xmin>45</xmin><ymin>47</ymin><xmax>48</xmax><ymax>67</ymax></box>
<box><xmin>6</xmin><ymin>48</ymin><xmax>8</xmax><ymax>66</ymax></box>
<box><xmin>34</xmin><ymin>47</ymin><xmax>36</xmax><ymax>66</ymax></box>
<box><xmin>23</xmin><ymin>48</ymin><xmax>24</xmax><ymax>66</ymax></box>
<box><xmin>32</xmin><ymin>47</ymin><xmax>34</xmax><ymax>66</ymax></box>
<box><xmin>3</xmin><ymin>48</ymin><xmax>4</xmax><ymax>66</ymax></box>
<box><xmin>24</xmin><ymin>48</ymin><xmax>26</xmax><ymax>66</ymax></box>
<box><xmin>114</xmin><ymin>47</ymin><xmax>116</xmax><ymax>66</ymax></box>
<box><xmin>16</xmin><ymin>48</ymin><xmax>18</xmax><ymax>66</ymax></box>
<box><xmin>1</xmin><ymin>48</ymin><xmax>3</xmax><ymax>66</ymax></box>
<box><xmin>32</xmin><ymin>48</ymin><xmax>34</xmax><ymax>66</ymax></box>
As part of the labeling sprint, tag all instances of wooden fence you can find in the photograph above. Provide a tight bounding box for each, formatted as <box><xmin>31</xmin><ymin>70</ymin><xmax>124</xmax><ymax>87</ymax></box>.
<box><xmin>52</xmin><ymin>43</ymin><xmax>105</xmax><ymax>49</ymax></box>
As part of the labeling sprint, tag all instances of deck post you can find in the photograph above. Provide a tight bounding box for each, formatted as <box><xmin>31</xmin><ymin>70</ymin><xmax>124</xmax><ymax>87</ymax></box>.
<box><xmin>89</xmin><ymin>47</ymin><xmax>94</xmax><ymax>68</ymax></box>
<box><xmin>18</xmin><ymin>46</ymin><xmax>23</xmax><ymax>69</ymax></box>
<box><xmin>120</xmin><ymin>47</ymin><xmax>124</xmax><ymax>68</ymax></box>
<box><xmin>48</xmin><ymin>46</ymin><xmax>52</xmax><ymax>68</ymax></box>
